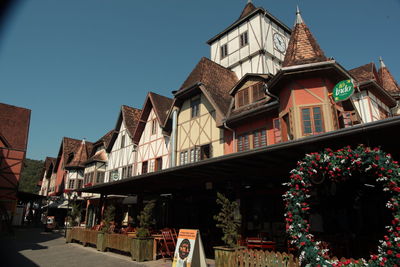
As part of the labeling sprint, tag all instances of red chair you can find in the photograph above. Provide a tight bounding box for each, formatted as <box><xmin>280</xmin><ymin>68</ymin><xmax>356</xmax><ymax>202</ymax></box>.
<box><xmin>160</xmin><ymin>229</ymin><xmax>176</xmax><ymax>258</ymax></box>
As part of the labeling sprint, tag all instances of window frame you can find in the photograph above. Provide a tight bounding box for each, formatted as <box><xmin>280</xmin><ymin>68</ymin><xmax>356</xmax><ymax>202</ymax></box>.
<box><xmin>151</xmin><ymin>119</ymin><xmax>157</xmax><ymax>135</ymax></box>
<box><xmin>220</xmin><ymin>44</ymin><xmax>228</xmax><ymax>59</ymax></box>
<box><xmin>239</xmin><ymin>31</ymin><xmax>249</xmax><ymax>48</ymax></box>
<box><xmin>273</xmin><ymin>118</ymin><xmax>282</xmax><ymax>144</ymax></box>
<box><xmin>190</xmin><ymin>97</ymin><xmax>201</xmax><ymax>118</ymax></box>
<box><xmin>253</xmin><ymin>128</ymin><xmax>267</xmax><ymax>149</ymax></box>
<box><xmin>142</xmin><ymin>161</ymin><xmax>148</xmax><ymax>174</ymax></box>
<box><xmin>121</xmin><ymin>134</ymin><xmax>125</xmax><ymax>149</ymax></box>
<box><xmin>300</xmin><ymin>106</ymin><xmax>325</xmax><ymax>136</ymax></box>
<box><xmin>155</xmin><ymin>157</ymin><xmax>163</xmax><ymax>171</ymax></box>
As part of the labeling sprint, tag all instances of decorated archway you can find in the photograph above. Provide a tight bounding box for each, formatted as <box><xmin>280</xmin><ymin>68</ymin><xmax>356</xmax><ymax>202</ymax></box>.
<box><xmin>283</xmin><ymin>145</ymin><xmax>400</xmax><ymax>266</ymax></box>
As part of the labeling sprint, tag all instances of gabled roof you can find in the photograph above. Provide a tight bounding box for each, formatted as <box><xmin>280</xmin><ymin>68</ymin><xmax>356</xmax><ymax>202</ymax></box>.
<box><xmin>282</xmin><ymin>8</ymin><xmax>328</xmax><ymax>68</ymax></box>
<box><xmin>378</xmin><ymin>58</ymin><xmax>400</xmax><ymax>95</ymax></box>
<box><xmin>133</xmin><ymin>92</ymin><xmax>173</xmax><ymax>144</ymax></box>
<box><xmin>175</xmin><ymin>57</ymin><xmax>238</xmax><ymax>118</ymax></box>
<box><xmin>0</xmin><ymin>103</ymin><xmax>31</xmax><ymax>151</ymax></box>
<box><xmin>349</xmin><ymin>62</ymin><xmax>396</xmax><ymax>107</ymax></box>
<box><xmin>207</xmin><ymin>3</ymin><xmax>290</xmax><ymax>45</ymax></box>
<box><xmin>107</xmin><ymin>105</ymin><xmax>141</xmax><ymax>152</ymax></box>
<box><xmin>85</xmin><ymin>130</ymin><xmax>114</xmax><ymax>164</ymax></box>
<box><xmin>65</xmin><ymin>140</ymin><xmax>90</xmax><ymax>168</ymax></box>
<box><xmin>349</xmin><ymin>62</ymin><xmax>379</xmax><ymax>83</ymax></box>
<box><xmin>55</xmin><ymin>137</ymin><xmax>93</xmax><ymax>170</ymax></box>
<box><xmin>40</xmin><ymin>156</ymin><xmax>56</xmax><ymax>181</ymax></box>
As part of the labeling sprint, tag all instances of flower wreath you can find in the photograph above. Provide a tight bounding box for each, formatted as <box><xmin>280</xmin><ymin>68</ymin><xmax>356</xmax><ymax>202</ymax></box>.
<box><xmin>283</xmin><ymin>145</ymin><xmax>400</xmax><ymax>267</ymax></box>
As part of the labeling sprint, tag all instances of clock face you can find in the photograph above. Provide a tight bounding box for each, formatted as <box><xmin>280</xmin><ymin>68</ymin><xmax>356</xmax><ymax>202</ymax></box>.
<box><xmin>273</xmin><ymin>33</ymin><xmax>286</xmax><ymax>53</ymax></box>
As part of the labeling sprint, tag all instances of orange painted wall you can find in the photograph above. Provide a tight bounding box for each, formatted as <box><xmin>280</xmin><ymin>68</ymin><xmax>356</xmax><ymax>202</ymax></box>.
<box><xmin>224</xmin><ymin>115</ymin><xmax>277</xmax><ymax>154</ymax></box>
<box><xmin>0</xmin><ymin>148</ymin><xmax>25</xmax><ymax>201</ymax></box>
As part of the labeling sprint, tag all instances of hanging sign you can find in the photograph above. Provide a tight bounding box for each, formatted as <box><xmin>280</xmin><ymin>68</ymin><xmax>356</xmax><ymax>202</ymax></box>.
<box><xmin>172</xmin><ymin>229</ymin><xmax>207</xmax><ymax>267</ymax></box>
<box><xmin>332</xmin><ymin>79</ymin><xmax>355</xmax><ymax>102</ymax></box>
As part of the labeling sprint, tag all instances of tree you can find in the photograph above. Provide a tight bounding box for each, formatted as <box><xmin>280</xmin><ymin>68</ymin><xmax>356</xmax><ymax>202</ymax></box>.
<box><xmin>136</xmin><ymin>200</ymin><xmax>156</xmax><ymax>238</ymax></box>
<box><xmin>214</xmin><ymin>192</ymin><xmax>241</xmax><ymax>248</ymax></box>
<box><xmin>19</xmin><ymin>158</ymin><xmax>44</xmax><ymax>193</ymax></box>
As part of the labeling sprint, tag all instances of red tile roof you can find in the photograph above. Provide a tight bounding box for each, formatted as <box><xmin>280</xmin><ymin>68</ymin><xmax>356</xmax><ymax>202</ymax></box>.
<box><xmin>0</xmin><ymin>103</ymin><xmax>31</xmax><ymax>151</ymax></box>
<box><xmin>379</xmin><ymin>65</ymin><xmax>400</xmax><ymax>94</ymax></box>
<box><xmin>178</xmin><ymin>57</ymin><xmax>238</xmax><ymax>116</ymax></box>
<box><xmin>282</xmin><ymin>11</ymin><xmax>328</xmax><ymax>68</ymax></box>
<box><xmin>66</xmin><ymin>140</ymin><xmax>90</xmax><ymax>168</ymax></box>
<box><xmin>349</xmin><ymin>62</ymin><xmax>378</xmax><ymax>83</ymax></box>
<box><xmin>133</xmin><ymin>92</ymin><xmax>173</xmax><ymax>144</ymax></box>
<box><xmin>121</xmin><ymin>105</ymin><xmax>141</xmax><ymax>138</ymax></box>
<box><xmin>60</xmin><ymin>137</ymin><xmax>93</xmax><ymax>169</ymax></box>
<box><xmin>238</xmin><ymin>2</ymin><xmax>256</xmax><ymax>21</ymax></box>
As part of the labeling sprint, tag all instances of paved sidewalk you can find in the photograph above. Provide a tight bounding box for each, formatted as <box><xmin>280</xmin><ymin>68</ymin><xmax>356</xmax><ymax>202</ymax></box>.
<box><xmin>0</xmin><ymin>227</ymin><xmax>214</xmax><ymax>267</ymax></box>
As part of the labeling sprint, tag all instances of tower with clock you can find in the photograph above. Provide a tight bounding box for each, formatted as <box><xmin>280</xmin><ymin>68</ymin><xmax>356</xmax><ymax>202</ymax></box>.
<box><xmin>207</xmin><ymin>1</ymin><xmax>291</xmax><ymax>79</ymax></box>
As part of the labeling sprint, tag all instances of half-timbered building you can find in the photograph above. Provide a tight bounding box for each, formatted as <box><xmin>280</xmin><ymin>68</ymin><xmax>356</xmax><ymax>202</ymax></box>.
<box><xmin>207</xmin><ymin>2</ymin><xmax>291</xmax><ymax>79</ymax></box>
<box><xmin>105</xmin><ymin>105</ymin><xmax>141</xmax><ymax>182</ymax></box>
<box><xmin>38</xmin><ymin>157</ymin><xmax>56</xmax><ymax>196</ymax></box>
<box><xmin>172</xmin><ymin>57</ymin><xmax>238</xmax><ymax>166</ymax></box>
<box><xmin>0</xmin><ymin>103</ymin><xmax>31</xmax><ymax>230</ymax></box>
<box><xmin>349</xmin><ymin>62</ymin><xmax>396</xmax><ymax>123</ymax></box>
<box><xmin>133</xmin><ymin>92</ymin><xmax>173</xmax><ymax>175</ymax></box>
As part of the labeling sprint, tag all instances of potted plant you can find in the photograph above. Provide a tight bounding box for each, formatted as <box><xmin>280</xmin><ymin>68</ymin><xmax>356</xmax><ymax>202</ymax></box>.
<box><xmin>97</xmin><ymin>204</ymin><xmax>115</xmax><ymax>252</ymax></box>
<box><xmin>213</xmin><ymin>192</ymin><xmax>242</xmax><ymax>267</ymax></box>
<box><xmin>131</xmin><ymin>200</ymin><xmax>156</xmax><ymax>262</ymax></box>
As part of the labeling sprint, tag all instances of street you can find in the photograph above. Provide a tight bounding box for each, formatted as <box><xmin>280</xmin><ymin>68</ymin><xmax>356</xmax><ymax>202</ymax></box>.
<box><xmin>0</xmin><ymin>227</ymin><xmax>173</xmax><ymax>267</ymax></box>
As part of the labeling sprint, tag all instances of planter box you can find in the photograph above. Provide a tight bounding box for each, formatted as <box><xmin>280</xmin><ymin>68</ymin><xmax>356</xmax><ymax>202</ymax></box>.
<box><xmin>97</xmin><ymin>232</ymin><xmax>107</xmax><ymax>252</ymax></box>
<box><xmin>131</xmin><ymin>237</ymin><xmax>154</xmax><ymax>262</ymax></box>
<box><xmin>83</xmin><ymin>229</ymin><xmax>98</xmax><ymax>246</ymax></box>
<box><xmin>66</xmin><ymin>228</ymin><xmax>72</xmax><ymax>243</ymax></box>
<box><xmin>214</xmin><ymin>246</ymin><xmax>240</xmax><ymax>267</ymax></box>
<box><xmin>106</xmin><ymin>233</ymin><xmax>131</xmax><ymax>253</ymax></box>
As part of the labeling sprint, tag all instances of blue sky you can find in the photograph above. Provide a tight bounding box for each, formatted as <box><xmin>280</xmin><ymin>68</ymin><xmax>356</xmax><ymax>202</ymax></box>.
<box><xmin>1</xmin><ymin>0</ymin><xmax>399</xmax><ymax>160</ymax></box>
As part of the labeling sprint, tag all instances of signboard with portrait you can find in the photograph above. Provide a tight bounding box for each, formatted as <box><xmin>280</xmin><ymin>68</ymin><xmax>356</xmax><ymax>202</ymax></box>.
<box><xmin>172</xmin><ymin>229</ymin><xmax>207</xmax><ymax>267</ymax></box>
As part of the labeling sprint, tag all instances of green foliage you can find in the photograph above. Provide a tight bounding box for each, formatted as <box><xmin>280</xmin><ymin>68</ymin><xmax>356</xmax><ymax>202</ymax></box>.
<box><xmin>102</xmin><ymin>204</ymin><xmax>115</xmax><ymax>233</ymax></box>
<box><xmin>67</xmin><ymin>201</ymin><xmax>81</xmax><ymax>227</ymax></box>
<box><xmin>136</xmin><ymin>200</ymin><xmax>156</xmax><ymax>238</ymax></box>
<box><xmin>213</xmin><ymin>192</ymin><xmax>241</xmax><ymax>248</ymax></box>
<box><xmin>19</xmin><ymin>158</ymin><xmax>44</xmax><ymax>194</ymax></box>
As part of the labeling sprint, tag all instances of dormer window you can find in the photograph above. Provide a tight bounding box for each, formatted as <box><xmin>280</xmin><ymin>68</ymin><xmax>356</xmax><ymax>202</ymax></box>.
<box><xmin>220</xmin><ymin>44</ymin><xmax>228</xmax><ymax>59</ymax></box>
<box><xmin>236</xmin><ymin>82</ymin><xmax>265</xmax><ymax>108</ymax></box>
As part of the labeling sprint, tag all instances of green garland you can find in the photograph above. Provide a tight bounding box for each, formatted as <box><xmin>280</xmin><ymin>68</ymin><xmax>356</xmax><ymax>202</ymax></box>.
<box><xmin>283</xmin><ymin>145</ymin><xmax>400</xmax><ymax>267</ymax></box>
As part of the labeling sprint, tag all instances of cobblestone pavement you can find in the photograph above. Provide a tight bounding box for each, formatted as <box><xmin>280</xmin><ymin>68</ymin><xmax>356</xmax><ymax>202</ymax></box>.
<box><xmin>0</xmin><ymin>227</ymin><xmax>214</xmax><ymax>267</ymax></box>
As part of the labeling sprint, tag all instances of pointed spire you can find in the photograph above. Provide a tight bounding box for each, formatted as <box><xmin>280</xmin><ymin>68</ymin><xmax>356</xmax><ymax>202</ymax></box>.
<box><xmin>282</xmin><ymin>7</ymin><xmax>328</xmax><ymax>68</ymax></box>
<box><xmin>378</xmin><ymin>57</ymin><xmax>400</xmax><ymax>94</ymax></box>
<box><xmin>379</xmin><ymin>56</ymin><xmax>386</xmax><ymax>68</ymax></box>
<box><xmin>238</xmin><ymin>1</ymin><xmax>256</xmax><ymax>20</ymax></box>
<box><xmin>81</xmin><ymin>138</ymin><xmax>86</xmax><ymax>144</ymax></box>
<box><xmin>295</xmin><ymin>6</ymin><xmax>303</xmax><ymax>25</ymax></box>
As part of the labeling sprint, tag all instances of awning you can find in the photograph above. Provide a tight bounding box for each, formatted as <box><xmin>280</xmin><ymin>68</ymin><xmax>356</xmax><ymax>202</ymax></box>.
<box><xmin>77</xmin><ymin>116</ymin><xmax>400</xmax><ymax>195</ymax></box>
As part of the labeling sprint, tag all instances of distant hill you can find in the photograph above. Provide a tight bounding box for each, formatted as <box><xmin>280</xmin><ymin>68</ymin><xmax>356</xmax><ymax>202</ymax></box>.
<box><xmin>19</xmin><ymin>158</ymin><xmax>44</xmax><ymax>194</ymax></box>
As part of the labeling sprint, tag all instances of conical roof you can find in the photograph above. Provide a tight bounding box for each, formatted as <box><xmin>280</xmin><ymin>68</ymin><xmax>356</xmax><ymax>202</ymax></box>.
<box><xmin>238</xmin><ymin>2</ymin><xmax>256</xmax><ymax>21</ymax></box>
<box><xmin>282</xmin><ymin>7</ymin><xmax>328</xmax><ymax>67</ymax></box>
<box><xmin>378</xmin><ymin>57</ymin><xmax>400</xmax><ymax>94</ymax></box>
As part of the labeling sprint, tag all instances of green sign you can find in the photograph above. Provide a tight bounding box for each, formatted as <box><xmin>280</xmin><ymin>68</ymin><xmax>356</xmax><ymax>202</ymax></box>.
<box><xmin>332</xmin><ymin>80</ymin><xmax>354</xmax><ymax>102</ymax></box>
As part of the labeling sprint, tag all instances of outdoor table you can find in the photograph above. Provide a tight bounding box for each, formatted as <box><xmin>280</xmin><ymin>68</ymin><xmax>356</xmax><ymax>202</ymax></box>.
<box><xmin>151</xmin><ymin>234</ymin><xmax>163</xmax><ymax>260</ymax></box>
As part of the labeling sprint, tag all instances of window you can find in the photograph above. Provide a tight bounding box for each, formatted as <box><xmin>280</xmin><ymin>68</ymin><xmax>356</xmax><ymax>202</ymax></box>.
<box><xmin>68</xmin><ymin>179</ymin><xmax>75</xmax><ymax>189</ymax></box>
<box><xmin>180</xmin><ymin>151</ymin><xmax>188</xmax><ymax>165</ymax></box>
<box><xmin>121</xmin><ymin>134</ymin><xmax>125</xmax><ymax>148</ymax></box>
<box><xmin>237</xmin><ymin>134</ymin><xmax>250</xmax><ymax>152</ymax></box>
<box><xmin>77</xmin><ymin>180</ymin><xmax>83</xmax><ymax>189</ymax></box>
<box><xmin>200</xmin><ymin>144</ymin><xmax>211</xmax><ymax>160</ymax></box>
<box><xmin>155</xmin><ymin>157</ymin><xmax>163</xmax><ymax>171</ymax></box>
<box><xmin>253</xmin><ymin>129</ymin><xmax>267</xmax><ymax>148</ymax></box>
<box><xmin>301</xmin><ymin>106</ymin><xmax>325</xmax><ymax>135</ymax></box>
<box><xmin>240</xmin><ymin>31</ymin><xmax>248</xmax><ymax>47</ymax></box>
<box><xmin>142</xmin><ymin>161</ymin><xmax>148</xmax><ymax>174</ymax></box>
<box><xmin>283</xmin><ymin>113</ymin><xmax>293</xmax><ymax>140</ymax></box>
<box><xmin>252</xmin><ymin>83</ymin><xmax>264</xmax><ymax>102</ymax></box>
<box><xmin>122</xmin><ymin>167</ymin><xmax>127</xmax><ymax>178</ymax></box>
<box><xmin>96</xmin><ymin>172</ymin><xmax>105</xmax><ymax>184</ymax></box>
<box><xmin>220</xmin><ymin>44</ymin><xmax>228</xmax><ymax>59</ymax></box>
<box><xmin>127</xmin><ymin>166</ymin><xmax>132</xmax><ymax>177</ymax></box>
<box><xmin>151</xmin><ymin>119</ymin><xmax>157</xmax><ymax>135</ymax></box>
<box><xmin>149</xmin><ymin>160</ymin><xmax>155</xmax><ymax>172</ymax></box>
<box><xmin>237</xmin><ymin>88</ymin><xmax>250</xmax><ymax>107</ymax></box>
<box><xmin>191</xmin><ymin>98</ymin><xmax>200</xmax><ymax>118</ymax></box>
<box><xmin>273</xmin><ymin>119</ymin><xmax>282</xmax><ymax>143</ymax></box>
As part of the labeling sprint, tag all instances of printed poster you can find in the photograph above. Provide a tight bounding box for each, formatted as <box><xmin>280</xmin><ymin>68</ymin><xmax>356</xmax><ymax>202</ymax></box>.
<box><xmin>172</xmin><ymin>229</ymin><xmax>207</xmax><ymax>267</ymax></box>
